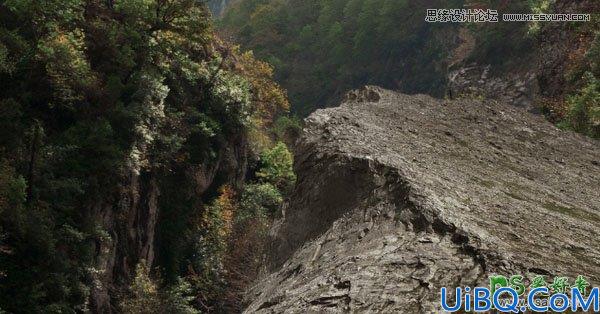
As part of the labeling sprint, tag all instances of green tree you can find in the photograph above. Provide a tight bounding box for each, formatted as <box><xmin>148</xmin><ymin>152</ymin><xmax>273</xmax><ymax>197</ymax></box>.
<box><xmin>561</xmin><ymin>72</ymin><xmax>600</xmax><ymax>138</ymax></box>
<box><xmin>121</xmin><ymin>262</ymin><xmax>198</xmax><ymax>314</ymax></box>
<box><xmin>161</xmin><ymin>279</ymin><xmax>200</xmax><ymax>314</ymax></box>
<box><xmin>239</xmin><ymin>183</ymin><xmax>283</xmax><ymax>220</ymax></box>
<box><xmin>256</xmin><ymin>142</ymin><xmax>296</xmax><ymax>191</ymax></box>
<box><xmin>121</xmin><ymin>262</ymin><xmax>162</xmax><ymax>314</ymax></box>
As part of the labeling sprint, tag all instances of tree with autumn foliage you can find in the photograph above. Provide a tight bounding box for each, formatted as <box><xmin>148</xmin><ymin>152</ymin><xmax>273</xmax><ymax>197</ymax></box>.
<box><xmin>0</xmin><ymin>0</ymin><xmax>295</xmax><ymax>312</ymax></box>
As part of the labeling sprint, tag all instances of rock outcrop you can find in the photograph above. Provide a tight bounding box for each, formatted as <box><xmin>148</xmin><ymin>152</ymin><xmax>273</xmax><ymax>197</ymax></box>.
<box><xmin>89</xmin><ymin>135</ymin><xmax>249</xmax><ymax>313</ymax></box>
<box><xmin>245</xmin><ymin>87</ymin><xmax>600</xmax><ymax>313</ymax></box>
<box><xmin>448</xmin><ymin>64</ymin><xmax>537</xmax><ymax>111</ymax></box>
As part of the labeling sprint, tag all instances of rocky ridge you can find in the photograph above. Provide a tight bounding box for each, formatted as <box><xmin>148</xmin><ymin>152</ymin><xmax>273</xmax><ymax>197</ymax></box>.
<box><xmin>245</xmin><ymin>86</ymin><xmax>600</xmax><ymax>313</ymax></box>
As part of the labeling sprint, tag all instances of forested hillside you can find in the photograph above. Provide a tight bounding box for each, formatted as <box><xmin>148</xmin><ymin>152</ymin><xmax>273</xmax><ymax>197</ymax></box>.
<box><xmin>220</xmin><ymin>0</ymin><xmax>462</xmax><ymax>115</ymax></box>
<box><xmin>219</xmin><ymin>0</ymin><xmax>599</xmax><ymax>136</ymax></box>
<box><xmin>0</xmin><ymin>0</ymin><xmax>295</xmax><ymax>312</ymax></box>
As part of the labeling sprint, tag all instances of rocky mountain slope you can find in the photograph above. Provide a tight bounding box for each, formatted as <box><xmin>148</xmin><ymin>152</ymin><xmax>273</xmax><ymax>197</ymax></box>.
<box><xmin>245</xmin><ymin>87</ymin><xmax>600</xmax><ymax>313</ymax></box>
<box><xmin>449</xmin><ymin>0</ymin><xmax>599</xmax><ymax>120</ymax></box>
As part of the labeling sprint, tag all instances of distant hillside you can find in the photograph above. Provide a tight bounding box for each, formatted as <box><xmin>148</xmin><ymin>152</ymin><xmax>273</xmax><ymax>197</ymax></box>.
<box><xmin>219</xmin><ymin>0</ymin><xmax>598</xmax><ymax>137</ymax></box>
<box><xmin>219</xmin><ymin>0</ymin><xmax>462</xmax><ymax>115</ymax></box>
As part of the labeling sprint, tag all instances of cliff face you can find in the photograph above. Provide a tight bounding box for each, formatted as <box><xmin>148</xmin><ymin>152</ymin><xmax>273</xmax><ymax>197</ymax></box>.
<box><xmin>208</xmin><ymin>0</ymin><xmax>233</xmax><ymax>17</ymax></box>
<box><xmin>89</xmin><ymin>135</ymin><xmax>248</xmax><ymax>313</ymax></box>
<box><xmin>246</xmin><ymin>87</ymin><xmax>600</xmax><ymax>313</ymax></box>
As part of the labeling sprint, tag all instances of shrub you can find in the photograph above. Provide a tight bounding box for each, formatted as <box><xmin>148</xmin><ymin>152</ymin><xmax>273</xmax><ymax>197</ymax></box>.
<box><xmin>272</xmin><ymin>115</ymin><xmax>302</xmax><ymax>144</ymax></box>
<box><xmin>121</xmin><ymin>262</ymin><xmax>198</xmax><ymax>314</ymax></box>
<box><xmin>586</xmin><ymin>32</ymin><xmax>600</xmax><ymax>77</ymax></box>
<box><xmin>239</xmin><ymin>183</ymin><xmax>283</xmax><ymax>220</ymax></box>
<box><xmin>121</xmin><ymin>262</ymin><xmax>161</xmax><ymax>314</ymax></box>
<box><xmin>561</xmin><ymin>72</ymin><xmax>600</xmax><ymax>138</ymax></box>
<box><xmin>161</xmin><ymin>279</ymin><xmax>199</xmax><ymax>314</ymax></box>
<box><xmin>256</xmin><ymin>142</ymin><xmax>296</xmax><ymax>192</ymax></box>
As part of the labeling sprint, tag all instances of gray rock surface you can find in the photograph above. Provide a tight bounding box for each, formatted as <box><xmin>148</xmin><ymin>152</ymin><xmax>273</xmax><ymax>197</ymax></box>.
<box><xmin>245</xmin><ymin>86</ymin><xmax>600</xmax><ymax>313</ymax></box>
<box><xmin>448</xmin><ymin>64</ymin><xmax>537</xmax><ymax>111</ymax></box>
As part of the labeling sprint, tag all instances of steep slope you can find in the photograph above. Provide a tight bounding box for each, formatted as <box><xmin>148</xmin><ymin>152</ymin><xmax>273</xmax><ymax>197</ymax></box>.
<box><xmin>449</xmin><ymin>0</ymin><xmax>599</xmax><ymax>135</ymax></box>
<box><xmin>0</xmin><ymin>1</ymin><xmax>290</xmax><ymax>312</ymax></box>
<box><xmin>245</xmin><ymin>87</ymin><xmax>600</xmax><ymax>312</ymax></box>
<box><xmin>219</xmin><ymin>0</ymin><xmax>460</xmax><ymax>115</ymax></box>
<box><xmin>89</xmin><ymin>135</ymin><xmax>249</xmax><ymax>312</ymax></box>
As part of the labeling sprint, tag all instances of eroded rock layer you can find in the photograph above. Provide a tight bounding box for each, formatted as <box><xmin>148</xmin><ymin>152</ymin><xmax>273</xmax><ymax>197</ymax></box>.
<box><xmin>245</xmin><ymin>87</ymin><xmax>600</xmax><ymax>313</ymax></box>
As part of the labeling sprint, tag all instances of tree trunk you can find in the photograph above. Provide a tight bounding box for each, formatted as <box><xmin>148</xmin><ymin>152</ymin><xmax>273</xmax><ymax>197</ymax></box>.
<box><xmin>26</xmin><ymin>122</ymin><xmax>40</xmax><ymax>204</ymax></box>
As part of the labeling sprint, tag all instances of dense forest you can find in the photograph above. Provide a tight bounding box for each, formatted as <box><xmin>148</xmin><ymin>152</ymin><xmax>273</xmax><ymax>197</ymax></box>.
<box><xmin>219</xmin><ymin>0</ymin><xmax>599</xmax><ymax>136</ymax></box>
<box><xmin>220</xmin><ymin>0</ymin><xmax>462</xmax><ymax>115</ymax></box>
<box><xmin>0</xmin><ymin>0</ymin><xmax>297</xmax><ymax>312</ymax></box>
